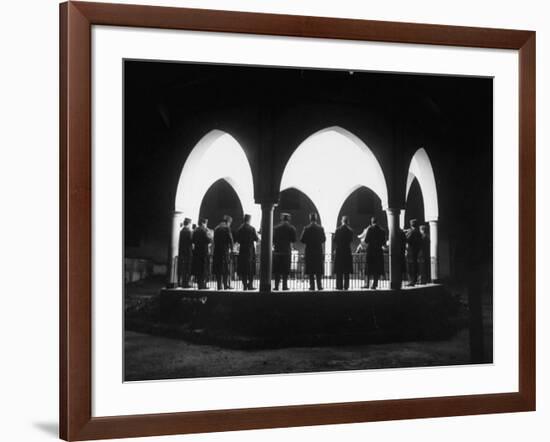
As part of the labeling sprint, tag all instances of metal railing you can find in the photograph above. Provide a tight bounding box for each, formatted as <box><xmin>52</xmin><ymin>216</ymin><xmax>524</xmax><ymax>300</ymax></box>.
<box><xmin>173</xmin><ymin>252</ymin><xmax>390</xmax><ymax>291</ymax></box>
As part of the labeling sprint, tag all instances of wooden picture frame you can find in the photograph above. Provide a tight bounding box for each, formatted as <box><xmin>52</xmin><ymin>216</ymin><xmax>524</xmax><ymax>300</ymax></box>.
<box><xmin>59</xmin><ymin>1</ymin><xmax>536</xmax><ymax>440</ymax></box>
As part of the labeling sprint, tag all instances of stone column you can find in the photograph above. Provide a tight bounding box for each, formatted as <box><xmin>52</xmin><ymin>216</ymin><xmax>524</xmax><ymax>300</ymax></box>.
<box><xmin>429</xmin><ymin>220</ymin><xmax>439</xmax><ymax>282</ymax></box>
<box><xmin>259</xmin><ymin>202</ymin><xmax>274</xmax><ymax>292</ymax></box>
<box><xmin>399</xmin><ymin>210</ymin><xmax>405</xmax><ymax>230</ymax></box>
<box><xmin>324</xmin><ymin>232</ymin><xmax>333</xmax><ymax>276</ymax></box>
<box><xmin>168</xmin><ymin>211</ymin><xmax>184</xmax><ymax>288</ymax></box>
<box><xmin>386</xmin><ymin>208</ymin><xmax>403</xmax><ymax>290</ymax></box>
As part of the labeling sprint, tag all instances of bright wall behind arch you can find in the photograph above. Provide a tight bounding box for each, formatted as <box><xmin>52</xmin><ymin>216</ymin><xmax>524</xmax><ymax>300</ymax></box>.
<box><xmin>280</xmin><ymin>127</ymin><xmax>388</xmax><ymax>232</ymax></box>
<box><xmin>174</xmin><ymin>130</ymin><xmax>261</xmax><ymax>227</ymax></box>
<box><xmin>406</xmin><ymin>147</ymin><xmax>439</xmax><ymax>222</ymax></box>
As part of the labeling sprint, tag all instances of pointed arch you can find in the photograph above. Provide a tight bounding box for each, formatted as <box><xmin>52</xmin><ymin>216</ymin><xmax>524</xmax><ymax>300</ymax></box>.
<box><xmin>280</xmin><ymin>126</ymin><xmax>388</xmax><ymax>232</ymax></box>
<box><xmin>406</xmin><ymin>148</ymin><xmax>439</xmax><ymax>221</ymax></box>
<box><xmin>276</xmin><ymin>186</ymin><xmax>323</xmax><ymax>224</ymax></box>
<box><xmin>174</xmin><ymin>130</ymin><xmax>260</xmax><ymax>226</ymax></box>
<box><xmin>198</xmin><ymin>178</ymin><xmax>245</xmax><ymax>225</ymax></box>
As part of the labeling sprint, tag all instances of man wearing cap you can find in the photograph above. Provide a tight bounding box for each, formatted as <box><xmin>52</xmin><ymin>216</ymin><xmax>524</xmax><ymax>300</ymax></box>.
<box><xmin>235</xmin><ymin>214</ymin><xmax>259</xmax><ymax>290</ymax></box>
<box><xmin>300</xmin><ymin>213</ymin><xmax>326</xmax><ymax>290</ymax></box>
<box><xmin>333</xmin><ymin>215</ymin><xmax>354</xmax><ymax>290</ymax></box>
<box><xmin>364</xmin><ymin>216</ymin><xmax>386</xmax><ymax>289</ymax></box>
<box><xmin>272</xmin><ymin>213</ymin><xmax>297</xmax><ymax>290</ymax></box>
<box><xmin>177</xmin><ymin>217</ymin><xmax>193</xmax><ymax>288</ymax></box>
<box><xmin>405</xmin><ymin>218</ymin><xmax>423</xmax><ymax>286</ymax></box>
<box><xmin>212</xmin><ymin>215</ymin><xmax>234</xmax><ymax>290</ymax></box>
<box><xmin>192</xmin><ymin>218</ymin><xmax>213</xmax><ymax>289</ymax></box>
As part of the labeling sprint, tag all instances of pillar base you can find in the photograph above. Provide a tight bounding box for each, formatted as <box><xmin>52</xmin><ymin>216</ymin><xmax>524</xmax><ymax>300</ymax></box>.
<box><xmin>260</xmin><ymin>283</ymin><xmax>272</xmax><ymax>293</ymax></box>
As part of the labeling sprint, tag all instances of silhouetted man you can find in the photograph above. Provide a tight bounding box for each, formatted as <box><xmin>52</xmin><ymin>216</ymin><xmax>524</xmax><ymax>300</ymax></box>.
<box><xmin>273</xmin><ymin>213</ymin><xmax>297</xmax><ymax>290</ymax></box>
<box><xmin>364</xmin><ymin>217</ymin><xmax>386</xmax><ymax>289</ymax></box>
<box><xmin>333</xmin><ymin>216</ymin><xmax>354</xmax><ymax>290</ymax></box>
<box><xmin>177</xmin><ymin>217</ymin><xmax>193</xmax><ymax>288</ymax></box>
<box><xmin>212</xmin><ymin>215</ymin><xmax>234</xmax><ymax>290</ymax></box>
<box><xmin>400</xmin><ymin>227</ymin><xmax>407</xmax><ymax>282</ymax></box>
<box><xmin>235</xmin><ymin>214</ymin><xmax>259</xmax><ymax>290</ymax></box>
<box><xmin>405</xmin><ymin>218</ymin><xmax>423</xmax><ymax>286</ymax></box>
<box><xmin>418</xmin><ymin>224</ymin><xmax>431</xmax><ymax>284</ymax></box>
<box><xmin>300</xmin><ymin>213</ymin><xmax>326</xmax><ymax>290</ymax></box>
<box><xmin>192</xmin><ymin>218</ymin><xmax>212</xmax><ymax>289</ymax></box>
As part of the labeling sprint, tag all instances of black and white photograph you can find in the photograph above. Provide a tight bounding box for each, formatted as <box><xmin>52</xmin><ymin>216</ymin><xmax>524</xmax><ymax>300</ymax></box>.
<box><xmin>124</xmin><ymin>59</ymin><xmax>493</xmax><ymax>381</ymax></box>
<box><xmin>2</xmin><ymin>0</ymin><xmax>546</xmax><ymax>440</ymax></box>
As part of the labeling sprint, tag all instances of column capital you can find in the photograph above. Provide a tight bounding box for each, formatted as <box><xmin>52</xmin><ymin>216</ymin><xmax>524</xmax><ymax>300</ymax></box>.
<box><xmin>260</xmin><ymin>201</ymin><xmax>277</xmax><ymax>210</ymax></box>
<box><xmin>386</xmin><ymin>207</ymin><xmax>403</xmax><ymax>216</ymax></box>
<box><xmin>256</xmin><ymin>193</ymin><xmax>279</xmax><ymax>207</ymax></box>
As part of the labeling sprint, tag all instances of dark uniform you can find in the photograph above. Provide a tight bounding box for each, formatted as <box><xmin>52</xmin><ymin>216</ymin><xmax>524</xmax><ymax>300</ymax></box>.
<box><xmin>400</xmin><ymin>228</ymin><xmax>407</xmax><ymax>280</ymax></box>
<box><xmin>273</xmin><ymin>221</ymin><xmax>297</xmax><ymax>290</ymax></box>
<box><xmin>177</xmin><ymin>225</ymin><xmax>193</xmax><ymax>288</ymax></box>
<box><xmin>418</xmin><ymin>228</ymin><xmax>431</xmax><ymax>284</ymax></box>
<box><xmin>191</xmin><ymin>225</ymin><xmax>212</xmax><ymax>289</ymax></box>
<box><xmin>234</xmin><ymin>222</ymin><xmax>259</xmax><ymax>290</ymax></box>
<box><xmin>212</xmin><ymin>222</ymin><xmax>234</xmax><ymax>290</ymax></box>
<box><xmin>364</xmin><ymin>224</ymin><xmax>386</xmax><ymax>289</ymax></box>
<box><xmin>333</xmin><ymin>223</ymin><xmax>354</xmax><ymax>290</ymax></box>
<box><xmin>405</xmin><ymin>226</ymin><xmax>423</xmax><ymax>286</ymax></box>
<box><xmin>300</xmin><ymin>222</ymin><xmax>326</xmax><ymax>290</ymax></box>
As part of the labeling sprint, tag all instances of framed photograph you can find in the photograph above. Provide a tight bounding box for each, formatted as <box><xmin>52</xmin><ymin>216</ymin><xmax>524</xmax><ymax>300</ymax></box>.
<box><xmin>60</xmin><ymin>1</ymin><xmax>535</xmax><ymax>440</ymax></box>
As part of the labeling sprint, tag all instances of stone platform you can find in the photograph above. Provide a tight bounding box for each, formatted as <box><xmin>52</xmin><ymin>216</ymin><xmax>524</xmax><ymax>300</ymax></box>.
<box><xmin>155</xmin><ymin>284</ymin><xmax>461</xmax><ymax>348</ymax></box>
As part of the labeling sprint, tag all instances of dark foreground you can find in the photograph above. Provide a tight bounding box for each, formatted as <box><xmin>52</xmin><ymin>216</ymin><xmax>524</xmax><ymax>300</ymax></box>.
<box><xmin>124</xmin><ymin>278</ymin><xmax>492</xmax><ymax>381</ymax></box>
<box><xmin>126</xmin><ymin>327</ymin><xmax>479</xmax><ymax>381</ymax></box>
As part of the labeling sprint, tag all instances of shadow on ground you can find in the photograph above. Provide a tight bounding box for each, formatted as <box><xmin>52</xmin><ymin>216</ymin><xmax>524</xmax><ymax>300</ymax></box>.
<box><xmin>33</xmin><ymin>422</ymin><xmax>58</xmax><ymax>438</ymax></box>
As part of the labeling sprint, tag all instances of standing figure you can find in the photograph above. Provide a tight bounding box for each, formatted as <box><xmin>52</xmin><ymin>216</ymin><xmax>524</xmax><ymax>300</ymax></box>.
<box><xmin>177</xmin><ymin>217</ymin><xmax>193</xmax><ymax>288</ymax></box>
<box><xmin>356</xmin><ymin>228</ymin><xmax>368</xmax><ymax>287</ymax></box>
<box><xmin>333</xmin><ymin>216</ymin><xmax>354</xmax><ymax>290</ymax></box>
<box><xmin>405</xmin><ymin>218</ymin><xmax>423</xmax><ymax>286</ymax></box>
<box><xmin>353</xmin><ymin>226</ymin><xmax>369</xmax><ymax>289</ymax></box>
<box><xmin>364</xmin><ymin>216</ymin><xmax>386</xmax><ymax>289</ymax></box>
<box><xmin>418</xmin><ymin>224</ymin><xmax>431</xmax><ymax>284</ymax></box>
<box><xmin>400</xmin><ymin>228</ymin><xmax>407</xmax><ymax>282</ymax></box>
<box><xmin>272</xmin><ymin>213</ymin><xmax>297</xmax><ymax>290</ymax></box>
<box><xmin>300</xmin><ymin>213</ymin><xmax>326</xmax><ymax>290</ymax></box>
<box><xmin>191</xmin><ymin>218</ymin><xmax>213</xmax><ymax>289</ymax></box>
<box><xmin>235</xmin><ymin>214</ymin><xmax>259</xmax><ymax>290</ymax></box>
<box><xmin>212</xmin><ymin>215</ymin><xmax>234</xmax><ymax>290</ymax></box>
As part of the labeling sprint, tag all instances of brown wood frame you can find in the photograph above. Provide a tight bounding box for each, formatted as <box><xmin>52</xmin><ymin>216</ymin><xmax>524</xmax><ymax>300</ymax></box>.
<box><xmin>59</xmin><ymin>1</ymin><xmax>536</xmax><ymax>440</ymax></box>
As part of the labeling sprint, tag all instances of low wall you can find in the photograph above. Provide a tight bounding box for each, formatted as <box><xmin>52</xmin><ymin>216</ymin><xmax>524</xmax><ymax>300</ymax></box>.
<box><xmin>148</xmin><ymin>286</ymin><xmax>462</xmax><ymax>348</ymax></box>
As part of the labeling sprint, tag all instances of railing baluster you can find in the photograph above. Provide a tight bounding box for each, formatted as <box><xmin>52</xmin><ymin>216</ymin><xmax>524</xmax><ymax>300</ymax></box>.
<box><xmin>187</xmin><ymin>249</ymin><xmax>398</xmax><ymax>292</ymax></box>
